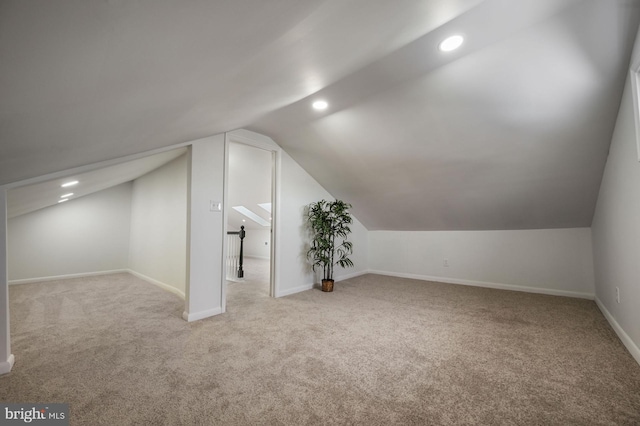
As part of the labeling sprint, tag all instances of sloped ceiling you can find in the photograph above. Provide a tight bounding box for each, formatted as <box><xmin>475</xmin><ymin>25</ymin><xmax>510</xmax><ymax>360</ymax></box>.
<box><xmin>228</xmin><ymin>142</ymin><xmax>272</xmax><ymax>231</ymax></box>
<box><xmin>1</xmin><ymin>0</ymin><xmax>639</xmax><ymax>231</ymax></box>
<box><xmin>7</xmin><ymin>148</ymin><xmax>186</xmax><ymax>218</ymax></box>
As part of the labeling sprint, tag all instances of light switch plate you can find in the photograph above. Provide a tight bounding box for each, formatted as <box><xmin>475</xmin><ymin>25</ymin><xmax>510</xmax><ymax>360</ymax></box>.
<box><xmin>210</xmin><ymin>201</ymin><xmax>222</xmax><ymax>212</ymax></box>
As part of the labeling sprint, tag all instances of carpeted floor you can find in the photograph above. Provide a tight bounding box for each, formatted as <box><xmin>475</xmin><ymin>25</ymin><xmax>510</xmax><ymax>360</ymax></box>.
<box><xmin>1</xmin><ymin>262</ymin><xmax>639</xmax><ymax>425</ymax></box>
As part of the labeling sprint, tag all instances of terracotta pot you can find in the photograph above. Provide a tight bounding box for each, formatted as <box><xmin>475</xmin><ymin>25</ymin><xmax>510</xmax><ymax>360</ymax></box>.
<box><xmin>321</xmin><ymin>279</ymin><xmax>334</xmax><ymax>292</ymax></box>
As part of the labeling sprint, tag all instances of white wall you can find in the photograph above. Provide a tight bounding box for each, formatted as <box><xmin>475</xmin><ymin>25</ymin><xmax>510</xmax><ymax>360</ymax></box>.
<box><xmin>184</xmin><ymin>135</ymin><xmax>226</xmax><ymax>321</ymax></box>
<box><xmin>243</xmin><ymin>228</ymin><xmax>271</xmax><ymax>259</ymax></box>
<box><xmin>129</xmin><ymin>154</ymin><xmax>187</xmax><ymax>297</ymax></box>
<box><xmin>369</xmin><ymin>228</ymin><xmax>595</xmax><ymax>298</ymax></box>
<box><xmin>277</xmin><ymin>150</ymin><xmax>369</xmax><ymax>296</ymax></box>
<box><xmin>591</xmin><ymin>27</ymin><xmax>640</xmax><ymax>364</ymax></box>
<box><xmin>0</xmin><ymin>189</ymin><xmax>13</xmax><ymax>375</ymax></box>
<box><xmin>8</xmin><ymin>183</ymin><xmax>132</xmax><ymax>282</ymax></box>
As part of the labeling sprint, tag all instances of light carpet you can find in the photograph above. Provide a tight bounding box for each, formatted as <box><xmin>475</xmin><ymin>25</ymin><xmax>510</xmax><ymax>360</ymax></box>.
<box><xmin>1</xmin><ymin>262</ymin><xmax>639</xmax><ymax>425</ymax></box>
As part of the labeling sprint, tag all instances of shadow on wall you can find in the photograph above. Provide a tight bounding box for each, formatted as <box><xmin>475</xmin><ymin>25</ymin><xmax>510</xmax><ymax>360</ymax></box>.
<box><xmin>300</xmin><ymin>204</ymin><xmax>314</xmax><ymax>277</ymax></box>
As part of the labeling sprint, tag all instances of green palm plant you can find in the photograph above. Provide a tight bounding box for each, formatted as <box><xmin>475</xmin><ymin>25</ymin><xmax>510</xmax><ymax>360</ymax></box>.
<box><xmin>306</xmin><ymin>199</ymin><xmax>354</xmax><ymax>291</ymax></box>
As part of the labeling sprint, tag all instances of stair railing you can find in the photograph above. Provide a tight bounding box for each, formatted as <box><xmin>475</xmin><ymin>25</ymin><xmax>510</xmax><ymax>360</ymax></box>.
<box><xmin>226</xmin><ymin>225</ymin><xmax>245</xmax><ymax>280</ymax></box>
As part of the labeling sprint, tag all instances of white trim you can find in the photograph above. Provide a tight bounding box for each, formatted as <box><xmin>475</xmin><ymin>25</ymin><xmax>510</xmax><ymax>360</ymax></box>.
<box><xmin>275</xmin><ymin>283</ymin><xmax>314</xmax><ymax>298</ymax></box>
<box><xmin>270</xmin><ymin>147</ymin><xmax>281</xmax><ymax>299</ymax></box>
<box><xmin>185</xmin><ymin>144</ymin><xmax>193</xmax><ymax>316</ymax></box>
<box><xmin>629</xmin><ymin>62</ymin><xmax>640</xmax><ymax>162</ymax></box>
<box><xmin>221</xmin><ymin>135</ymin><xmax>230</xmax><ymax>313</ymax></box>
<box><xmin>0</xmin><ymin>354</ymin><xmax>15</xmax><ymax>375</ymax></box>
<box><xmin>335</xmin><ymin>270</ymin><xmax>369</xmax><ymax>282</ymax></box>
<box><xmin>127</xmin><ymin>269</ymin><xmax>185</xmax><ymax>299</ymax></box>
<box><xmin>8</xmin><ymin>269</ymin><xmax>128</xmax><ymax>285</ymax></box>
<box><xmin>245</xmin><ymin>255</ymin><xmax>270</xmax><ymax>260</ymax></box>
<box><xmin>224</xmin><ymin>129</ymin><xmax>281</xmax><ymax>300</ymax></box>
<box><xmin>367</xmin><ymin>270</ymin><xmax>595</xmax><ymax>300</ymax></box>
<box><xmin>1</xmin><ymin>189</ymin><xmax>11</xmax><ymax>375</ymax></box>
<box><xmin>226</xmin><ymin>129</ymin><xmax>281</xmax><ymax>151</ymax></box>
<box><xmin>275</xmin><ymin>271</ymin><xmax>369</xmax><ymax>297</ymax></box>
<box><xmin>595</xmin><ymin>297</ymin><xmax>640</xmax><ymax>366</ymax></box>
<box><xmin>182</xmin><ymin>307</ymin><xmax>223</xmax><ymax>322</ymax></box>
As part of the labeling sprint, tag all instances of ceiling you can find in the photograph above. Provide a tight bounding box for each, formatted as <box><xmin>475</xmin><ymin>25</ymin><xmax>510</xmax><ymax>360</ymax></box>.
<box><xmin>228</xmin><ymin>142</ymin><xmax>272</xmax><ymax>231</ymax></box>
<box><xmin>7</xmin><ymin>149</ymin><xmax>186</xmax><ymax>218</ymax></box>
<box><xmin>2</xmin><ymin>0</ymin><xmax>639</xmax><ymax>230</ymax></box>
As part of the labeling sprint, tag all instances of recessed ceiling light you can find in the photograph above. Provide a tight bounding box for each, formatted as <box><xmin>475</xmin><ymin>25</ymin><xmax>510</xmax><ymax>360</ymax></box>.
<box><xmin>439</xmin><ymin>35</ymin><xmax>464</xmax><ymax>52</ymax></box>
<box><xmin>312</xmin><ymin>100</ymin><xmax>328</xmax><ymax>110</ymax></box>
<box><xmin>61</xmin><ymin>193</ymin><xmax>74</xmax><ymax>198</ymax></box>
<box><xmin>61</xmin><ymin>180</ymin><xmax>79</xmax><ymax>188</ymax></box>
<box><xmin>58</xmin><ymin>199</ymin><xmax>68</xmax><ymax>203</ymax></box>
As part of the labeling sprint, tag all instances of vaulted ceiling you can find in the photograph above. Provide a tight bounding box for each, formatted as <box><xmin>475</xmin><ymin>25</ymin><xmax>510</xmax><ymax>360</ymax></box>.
<box><xmin>1</xmin><ymin>0</ymin><xmax>639</xmax><ymax>230</ymax></box>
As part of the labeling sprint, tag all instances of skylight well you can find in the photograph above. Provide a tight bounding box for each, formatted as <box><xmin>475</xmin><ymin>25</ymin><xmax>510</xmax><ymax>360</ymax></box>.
<box><xmin>232</xmin><ymin>206</ymin><xmax>270</xmax><ymax>227</ymax></box>
<box><xmin>258</xmin><ymin>203</ymin><xmax>272</xmax><ymax>214</ymax></box>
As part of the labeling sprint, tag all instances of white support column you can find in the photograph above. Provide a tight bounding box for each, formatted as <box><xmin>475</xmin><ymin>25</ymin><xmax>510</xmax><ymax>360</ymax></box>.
<box><xmin>183</xmin><ymin>135</ymin><xmax>226</xmax><ymax>322</ymax></box>
<box><xmin>0</xmin><ymin>188</ymin><xmax>15</xmax><ymax>374</ymax></box>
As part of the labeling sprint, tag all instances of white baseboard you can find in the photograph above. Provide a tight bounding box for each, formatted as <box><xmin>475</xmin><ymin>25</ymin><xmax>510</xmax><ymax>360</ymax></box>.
<box><xmin>245</xmin><ymin>255</ymin><xmax>270</xmax><ymax>260</ymax></box>
<box><xmin>367</xmin><ymin>270</ymin><xmax>595</xmax><ymax>300</ymax></box>
<box><xmin>275</xmin><ymin>270</ymin><xmax>368</xmax><ymax>298</ymax></box>
<box><xmin>127</xmin><ymin>269</ymin><xmax>185</xmax><ymax>300</ymax></box>
<box><xmin>595</xmin><ymin>297</ymin><xmax>640</xmax><ymax>366</ymax></box>
<box><xmin>276</xmin><ymin>283</ymin><xmax>314</xmax><ymax>298</ymax></box>
<box><xmin>182</xmin><ymin>307</ymin><xmax>223</xmax><ymax>322</ymax></box>
<box><xmin>9</xmin><ymin>270</ymin><xmax>128</xmax><ymax>285</ymax></box>
<box><xmin>335</xmin><ymin>270</ymin><xmax>369</xmax><ymax>282</ymax></box>
<box><xmin>0</xmin><ymin>354</ymin><xmax>15</xmax><ymax>375</ymax></box>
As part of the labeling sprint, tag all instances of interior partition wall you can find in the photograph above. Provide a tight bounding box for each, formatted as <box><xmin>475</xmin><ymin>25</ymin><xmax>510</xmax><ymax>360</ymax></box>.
<box><xmin>0</xmin><ymin>189</ymin><xmax>14</xmax><ymax>375</ymax></box>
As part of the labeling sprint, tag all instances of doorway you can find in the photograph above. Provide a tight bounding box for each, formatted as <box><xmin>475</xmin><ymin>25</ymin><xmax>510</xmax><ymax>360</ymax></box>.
<box><xmin>224</xmin><ymin>133</ymin><xmax>278</xmax><ymax>306</ymax></box>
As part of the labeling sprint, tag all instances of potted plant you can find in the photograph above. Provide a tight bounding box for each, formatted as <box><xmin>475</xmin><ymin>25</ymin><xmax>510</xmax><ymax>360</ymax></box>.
<box><xmin>306</xmin><ymin>199</ymin><xmax>354</xmax><ymax>292</ymax></box>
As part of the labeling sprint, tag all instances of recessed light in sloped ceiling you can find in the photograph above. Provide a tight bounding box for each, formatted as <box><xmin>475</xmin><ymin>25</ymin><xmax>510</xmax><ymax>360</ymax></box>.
<box><xmin>312</xmin><ymin>100</ymin><xmax>328</xmax><ymax>110</ymax></box>
<box><xmin>439</xmin><ymin>35</ymin><xmax>464</xmax><ymax>52</ymax></box>
<box><xmin>232</xmin><ymin>206</ymin><xmax>270</xmax><ymax>227</ymax></box>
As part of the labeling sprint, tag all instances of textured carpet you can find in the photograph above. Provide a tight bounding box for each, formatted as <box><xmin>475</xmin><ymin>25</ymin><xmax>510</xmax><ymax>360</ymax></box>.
<box><xmin>1</xmin><ymin>264</ymin><xmax>639</xmax><ymax>425</ymax></box>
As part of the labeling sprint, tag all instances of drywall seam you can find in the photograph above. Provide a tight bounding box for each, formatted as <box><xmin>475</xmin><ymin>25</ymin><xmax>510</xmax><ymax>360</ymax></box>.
<box><xmin>368</xmin><ymin>270</ymin><xmax>595</xmax><ymax>300</ymax></box>
<box><xmin>595</xmin><ymin>297</ymin><xmax>640</xmax><ymax>366</ymax></box>
<box><xmin>8</xmin><ymin>269</ymin><xmax>129</xmax><ymax>285</ymax></box>
<box><xmin>127</xmin><ymin>269</ymin><xmax>185</xmax><ymax>300</ymax></box>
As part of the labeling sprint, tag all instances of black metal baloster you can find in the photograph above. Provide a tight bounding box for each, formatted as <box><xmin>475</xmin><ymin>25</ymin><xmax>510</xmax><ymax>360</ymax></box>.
<box><xmin>226</xmin><ymin>225</ymin><xmax>245</xmax><ymax>278</ymax></box>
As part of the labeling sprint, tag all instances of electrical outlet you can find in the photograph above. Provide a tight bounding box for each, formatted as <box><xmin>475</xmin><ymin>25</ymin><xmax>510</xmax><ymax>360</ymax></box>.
<box><xmin>443</xmin><ymin>259</ymin><xmax>449</xmax><ymax>267</ymax></box>
<box><xmin>616</xmin><ymin>287</ymin><xmax>620</xmax><ymax>304</ymax></box>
